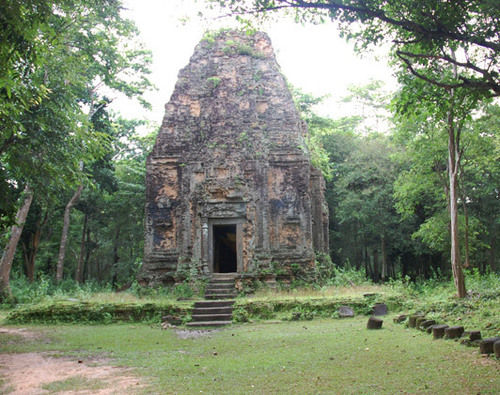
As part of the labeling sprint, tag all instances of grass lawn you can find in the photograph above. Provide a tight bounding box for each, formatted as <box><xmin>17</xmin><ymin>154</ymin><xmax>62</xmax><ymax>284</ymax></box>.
<box><xmin>2</xmin><ymin>317</ymin><xmax>499</xmax><ymax>394</ymax></box>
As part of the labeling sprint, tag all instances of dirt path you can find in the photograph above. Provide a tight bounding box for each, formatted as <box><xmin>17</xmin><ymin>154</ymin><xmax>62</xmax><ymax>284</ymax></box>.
<box><xmin>0</xmin><ymin>328</ymin><xmax>144</xmax><ymax>394</ymax></box>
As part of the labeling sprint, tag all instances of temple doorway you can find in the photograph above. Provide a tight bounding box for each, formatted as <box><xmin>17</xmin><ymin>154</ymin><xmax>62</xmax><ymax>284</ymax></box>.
<box><xmin>212</xmin><ymin>224</ymin><xmax>237</xmax><ymax>273</ymax></box>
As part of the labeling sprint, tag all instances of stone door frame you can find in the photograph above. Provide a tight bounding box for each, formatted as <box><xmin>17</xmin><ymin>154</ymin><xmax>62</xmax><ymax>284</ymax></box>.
<box><xmin>206</xmin><ymin>218</ymin><xmax>244</xmax><ymax>274</ymax></box>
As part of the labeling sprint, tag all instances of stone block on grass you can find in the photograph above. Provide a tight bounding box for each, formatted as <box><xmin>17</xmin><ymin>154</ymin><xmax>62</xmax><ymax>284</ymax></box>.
<box><xmin>367</xmin><ymin>316</ymin><xmax>383</xmax><ymax>330</ymax></box>
<box><xmin>419</xmin><ymin>320</ymin><xmax>437</xmax><ymax>330</ymax></box>
<box><xmin>338</xmin><ymin>305</ymin><xmax>354</xmax><ymax>318</ymax></box>
<box><xmin>393</xmin><ymin>314</ymin><xmax>407</xmax><ymax>323</ymax></box>
<box><xmin>445</xmin><ymin>326</ymin><xmax>465</xmax><ymax>339</ymax></box>
<box><xmin>408</xmin><ymin>314</ymin><xmax>424</xmax><ymax>328</ymax></box>
<box><xmin>415</xmin><ymin>316</ymin><xmax>428</xmax><ymax>330</ymax></box>
<box><xmin>461</xmin><ymin>331</ymin><xmax>482</xmax><ymax>342</ymax></box>
<box><xmin>494</xmin><ymin>340</ymin><xmax>500</xmax><ymax>358</ymax></box>
<box><xmin>432</xmin><ymin>324</ymin><xmax>449</xmax><ymax>339</ymax></box>
<box><xmin>479</xmin><ymin>337</ymin><xmax>500</xmax><ymax>355</ymax></box>
<box><xmin>426</xmin><ymin>324</ymin><xmax>438</xmax><ymax>334</ymax></box>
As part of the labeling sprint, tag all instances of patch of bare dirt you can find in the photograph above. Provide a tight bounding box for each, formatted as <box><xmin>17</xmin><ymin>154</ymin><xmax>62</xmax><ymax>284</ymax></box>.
<box><xmin>0</xmin><ymin>328</ymin><xmax>144</xmax><ymax>394</ymax></box>
<box><xmin>172</xmin><ymin>328</ymin><xmax>222</xmax><ymax>339</ymax></box>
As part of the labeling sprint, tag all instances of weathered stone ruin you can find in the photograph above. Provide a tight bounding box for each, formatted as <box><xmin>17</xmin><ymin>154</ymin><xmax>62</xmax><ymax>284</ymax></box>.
<box><xmin>138</xmin><ymin>30</ymin><xmax>328</xmax><ymax>286</ymax></box>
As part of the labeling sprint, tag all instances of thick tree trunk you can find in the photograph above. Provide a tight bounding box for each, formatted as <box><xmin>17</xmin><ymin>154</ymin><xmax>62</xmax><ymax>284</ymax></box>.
<box><xmin>0</xmin><ymin>185</ymin><xmax>34</xmax><ymax>300</ymax></box>
<box><xmin>56</xmin><ymin>183</ymin><xmax>84</xmax><ymax>282</ymax></box>
<box><xmin>75</xmin><ymin>213</ymin><xmax>88</xmax><ymax>283</ymax></box>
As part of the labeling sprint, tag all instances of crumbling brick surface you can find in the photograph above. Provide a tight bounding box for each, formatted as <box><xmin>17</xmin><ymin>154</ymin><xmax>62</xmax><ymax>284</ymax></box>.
<box><xmin>139</xmin><ymin>30</ymin><xmax>328</xmax><ymax>285</ymax></box>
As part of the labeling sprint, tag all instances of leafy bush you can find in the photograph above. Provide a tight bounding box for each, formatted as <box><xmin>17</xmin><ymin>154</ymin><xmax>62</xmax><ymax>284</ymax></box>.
<box><xmin>4</xmin><ymin>275</ymin><xmax>111</xmax><ymax>306</ymax></box>
<box><xmin>330</xmin><ymin>265</ymin><xmax>372</xmax><ymax>287</ymax></box>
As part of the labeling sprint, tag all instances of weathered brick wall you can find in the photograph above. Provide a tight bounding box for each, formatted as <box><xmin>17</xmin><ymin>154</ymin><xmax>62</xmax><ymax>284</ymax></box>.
<box><xmin>139</xmin><ymin>30</ymin><xmax>328</xmax><ymax>286</ymax></box>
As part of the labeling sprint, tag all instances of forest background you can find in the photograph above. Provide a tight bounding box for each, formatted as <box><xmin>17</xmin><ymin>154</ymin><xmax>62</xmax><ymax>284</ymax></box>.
<box><xmin>0</xmin><ymin>0</ymin><xmax>499</xmax><ymax>303</ymax></box>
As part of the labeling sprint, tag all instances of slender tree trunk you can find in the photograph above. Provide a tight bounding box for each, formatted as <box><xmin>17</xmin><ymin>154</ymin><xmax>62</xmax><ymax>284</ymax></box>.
<box><xmin>56</xmin><ymin>183</ymin><xmax>84</xmax><ymax>282</ymax></box>
<box><xmin>75</xmin><ymin>213</ymin><xmax>88</xmax><ymax>283</ymax></box>
<box><xmin>0</xmin><ymin>185</ymin><xmax>34</xmax><ymax>300</ymax></box>
<box><xmin>364</xmin><ymin>245</ymin><xmax>371</xmax><ymax>278</ymax></box>
<box><xmin>111</xmin><ymin>227</ymin><xmax>120</xmax><ymax>290</ymax></box>
<box><xmin>96</xmin><ymin>255</ymin><xmax>102</xmax><ymax>283</ymax></box>
<box><xmin>489</xmin><ymin>232</ymin><xmax>496</xmax><ymax>271</ymax></box>
<box><xmin>446</xmin><ymin>49</ymin><xmax>467</xmax><ymax>298</ymax></box>
<box><xmin>381</xmin><ymin>236</ymin><xmax>387</xmax><ymax>281</ymax></box>
<box><xmin>447</xmin><ymin>112</ymin><xmax>467</xmax><ymax>297</ymax></box>
<box><xmin>373</xmin><ymin>249</ymin><xmax>379</xmax><ymax>283</ymax></box>
<box><xmin>460</xmin><ymin>199</ymin><xmax>471</xmax><ymax>269</ymax></box>
<box><xmin>83</xmin><ymin>226</ymin><xmax>92</xmax><ymax>282</ymax></box>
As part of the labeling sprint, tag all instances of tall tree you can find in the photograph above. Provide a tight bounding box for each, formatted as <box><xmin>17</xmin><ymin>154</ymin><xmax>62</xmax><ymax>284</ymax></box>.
<box><xmin>0</xmin><ymin>0</ymin><xmax>152</xmax><ymax>297</ymax></box>
<box><xmin>0</xmin><ymin>186</ymin><xmax>33</xmax><ymax>300</ymax></box>
<box><xmin>206</xmin><ymin>0</ymin><xmax>500</xmax><ymax>96</ymax></box>
<box><xmin>205</xmin><ymin>0</ymin><xmax>500</xmax><ymax>296</ymax></box>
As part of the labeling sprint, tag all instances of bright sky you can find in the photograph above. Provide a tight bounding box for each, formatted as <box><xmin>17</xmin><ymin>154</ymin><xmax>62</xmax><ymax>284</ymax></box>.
<box><xmin>116</xmin><ymin>0</ymin><xmax>397</xmax><ymax>127</ymax></box>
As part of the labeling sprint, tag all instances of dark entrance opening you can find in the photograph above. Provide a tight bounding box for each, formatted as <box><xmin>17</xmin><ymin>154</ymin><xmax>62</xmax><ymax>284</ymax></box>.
<box><xmin>213</xmin><ymin>224</ymin><xmax>237</xmax><ymax>273</ymax></box>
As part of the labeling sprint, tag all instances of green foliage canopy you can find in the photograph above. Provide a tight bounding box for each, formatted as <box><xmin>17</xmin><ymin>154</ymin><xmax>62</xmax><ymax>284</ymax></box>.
<box><xmin>205</xmin><ymin>0</ymin><xmax>500</xmax><ymax>96</ymax></box>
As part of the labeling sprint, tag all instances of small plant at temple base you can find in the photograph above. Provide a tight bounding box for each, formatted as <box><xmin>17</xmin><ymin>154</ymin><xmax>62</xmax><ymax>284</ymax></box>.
<box><xmin>232</xmin><ymin>306</ymin><xmax>250</xmax><ymax>322</ymax></box>
<box><xmin>174</xmin><ymin>262</ymin><xmax>191</xmax><ymax>283</ymax></box>
<box><xmin>315</xmin><ymin>251</ymin><xmax>336</xmax><ymax>285</ymax></box>
<box><xmin>173</xmin><ymin>283</ymin><xmax>194</xmax><ymax>299</ymax></box>
<box><xmin>270</xmin><ymin>261</ymin><xmax>288</xmax><ymax>277</ymax></box>
<box><xmin>253</xmin><ymin>71</ymin><xmax>262</xmax><ymax>82</ymax></box>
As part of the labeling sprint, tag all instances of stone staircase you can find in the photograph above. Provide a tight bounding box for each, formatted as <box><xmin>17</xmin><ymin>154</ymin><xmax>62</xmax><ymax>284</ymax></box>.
<box><xmin>204</xmin><ymin>273</ymin><xmax>238</xmax><ymax>300</ymax></box>
<box><xmin>187</xmin><ymin>273</ymin><xmax>237</xmax><ymax>327</ymax></box>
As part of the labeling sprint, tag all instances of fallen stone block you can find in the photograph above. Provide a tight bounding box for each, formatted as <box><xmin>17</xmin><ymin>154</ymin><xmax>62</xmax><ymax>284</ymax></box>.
<box><xmin>415</xmin><ymin>316</ymin><xmax>428</xmax><ymax>330</ymax></box>
<box><xmin>432</xmin><ymin>324</ymin><xmax>449</xmax><ymax>339</ymax></box>
<box><xmin>461</xmin><ymin>330</ymin><xmax>482</xmax><ymax>342</ymax></box>
<box><xmin>393</xmin><ymin>314</ymin><xmax>407</xmax><ymax>324</ymax></box>
<box><xmin>408</xmin><ymin>314</ymin><xmax>424</xmax><ymax>328</ymax></box>
<box><xmin>426</xmin><ymin>324</ymin><xmax>439</xmax><ymax>334</ymax></box>
<box><xmin>338</xmin><ymin>305</ymin><xmax>354</xmax><ymax>318</ymax></box>
<box><xmin>494</xmin><ymin>340</ymin><xmax>500</xmax><ymax>358</ymax></box>
<box><xmin>367</xmin><ymin>316</ymin><xmax>383</xmax><ymax>330</ymax></box>
<box><xmin>419</xmin><ymin>320</ymin><xmax>437</xmax><ymax>330</ymax></box>
<box><xmin>479</xmin><ymin>337</ymin><xmax>500</xmax><ymax>355</ymax></box>
<box><xmin>445</xmin><ymin>326</ymin><xmax>465</xmax><ymax>339</ymax></box>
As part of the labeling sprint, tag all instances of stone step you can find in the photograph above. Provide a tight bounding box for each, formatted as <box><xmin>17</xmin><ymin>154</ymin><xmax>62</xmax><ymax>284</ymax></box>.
<box><xmin>191</xmin><ymin>314</ymin><xmax>233</xmax><ymax>322</ymax></box>
<box><xmin>186</xmin><ymin>321</ymin><xmax>233</xmax><ymax>327</ymax></box>
<box><xmin>205</xmin><ymin>293</ymin><xmax>237</xmax><ymax>300</ymax></box>
<box><xmin>193</xmin><ymin>306</ymin><xmax>234</xmax><ymax>315</ymax></box>
<box><xmin>194</xmin><ymin>300</ymin><xmax>235</xmax><ymax>308</ymax></box>
<box><xmin>212</xmin><ymin>273</ymin><xmax>237</xmax><ymax>279</ymax></box>
<box><xmin>205</xmin><ymin>287</ymin><xmax>236</xmax><ymax>295</ymax></box>
<box><xmin>206</xmin><ymin>282</ymin><xmax>236</xmax><ymax>289</ymax></box>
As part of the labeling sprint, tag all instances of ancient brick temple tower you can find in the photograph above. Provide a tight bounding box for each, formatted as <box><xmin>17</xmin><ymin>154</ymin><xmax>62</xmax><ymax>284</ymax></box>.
<box><xmin>138</xmin><ymin>30</ymin><xmax>328</xmax><ymax>286</ymax></box>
